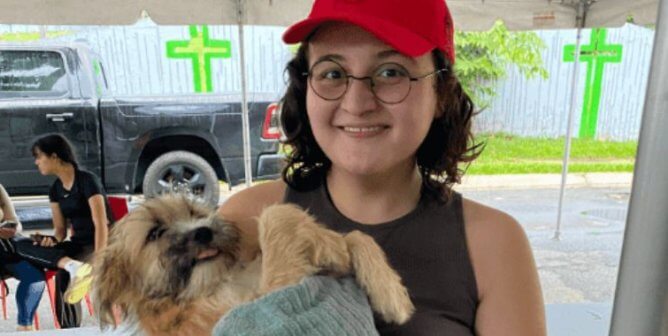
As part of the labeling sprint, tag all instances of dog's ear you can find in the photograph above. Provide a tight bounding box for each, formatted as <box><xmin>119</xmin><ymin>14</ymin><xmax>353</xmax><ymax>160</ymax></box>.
<box><xmin>92</xmin><ymin>241</ymin><xmax>132</xmax><ymax>328</ymax></box>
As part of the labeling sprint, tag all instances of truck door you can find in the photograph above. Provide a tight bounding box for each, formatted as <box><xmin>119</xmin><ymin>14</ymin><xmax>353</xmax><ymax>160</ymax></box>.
<box><xmin>0</xmin><ymin>49</ymin><xmax>100</xmax><ymax>195</ymax></box>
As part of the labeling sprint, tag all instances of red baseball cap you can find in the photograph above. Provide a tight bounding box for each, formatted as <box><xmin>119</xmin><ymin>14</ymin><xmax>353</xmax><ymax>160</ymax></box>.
<box><xmin>283</xmin><ymin>0</ymin><xmax>456</xmax><ymax>64</ymax></box>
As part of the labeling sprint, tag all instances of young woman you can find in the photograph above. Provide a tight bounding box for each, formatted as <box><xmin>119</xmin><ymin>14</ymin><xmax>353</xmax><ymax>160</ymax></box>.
<box><xmin>0</xmin><ymin>184</ymin><xmax>45</xmax><ymax>331</ymax></box>
<box><xmin>219</xmin><ymin>0</ymin><xmax>546</xmax><ymax>335</ymax></box>
<box><xmin>13</xmin><ymin>133</ymin><xmax>112</xmax><ymax>328</ymax></box>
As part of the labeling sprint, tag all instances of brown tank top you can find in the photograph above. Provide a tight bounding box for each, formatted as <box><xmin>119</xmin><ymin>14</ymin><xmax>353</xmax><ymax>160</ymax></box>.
<box><xmin>284</xmin><ymin>181</ymin><xmax>479</xmax><ymax>335</ymax></box>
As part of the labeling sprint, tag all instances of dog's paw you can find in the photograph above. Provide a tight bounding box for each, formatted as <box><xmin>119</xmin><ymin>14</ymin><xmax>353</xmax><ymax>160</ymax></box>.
<box><xmin>369</xmin><ymin>275</ymin><xmax>415</xmax><ymax>325</ymax></box>
<box><xmin>344</xmin><ymin>231</ymin><xmax>415</xmax><ymax>324</ymax></box>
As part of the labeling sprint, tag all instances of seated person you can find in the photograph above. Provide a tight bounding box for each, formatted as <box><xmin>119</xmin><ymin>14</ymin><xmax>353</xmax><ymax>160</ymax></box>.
<box><xmin>0</xmin><ymin>183</ymin><xmax>46</xmax><ymax>332</ymax></box>
<box><xmin>12</xmin><ymin>134</ymin><xmax>112</xmax><ymax>328</ymax></box>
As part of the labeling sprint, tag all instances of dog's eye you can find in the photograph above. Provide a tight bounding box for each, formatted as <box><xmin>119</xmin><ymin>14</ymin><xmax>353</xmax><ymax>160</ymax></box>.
<box><xmin>146</xmin><ymin>226</ymin><xmax>166</xmax><ymax>243</ymax></box>
<box><xmin>189</xmin><ymin>208</ymin><xmax>207</xmax><ymax>220</ymax></box>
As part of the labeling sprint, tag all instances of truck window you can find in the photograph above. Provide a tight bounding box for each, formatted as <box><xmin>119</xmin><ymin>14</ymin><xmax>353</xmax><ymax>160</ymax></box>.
<box><xmin>0</xmin><ymin>50</ymin><xmax>69</xmax><ymax>98</ymax></box>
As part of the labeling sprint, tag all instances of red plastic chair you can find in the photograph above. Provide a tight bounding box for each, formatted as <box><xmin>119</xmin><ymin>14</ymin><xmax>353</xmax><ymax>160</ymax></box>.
<box><xmin>43</xmin><ymin>269</ymin><xmax>95</xmax><ymax>329</ymax></box>
<box><xmin>108</xmin><ymin>195</ymin><xmax>129</xmax><ymax>222</ymax></box>
<box><xmin>107</xmin><ymin>195</ymin><xmax>129</xmax><ymax>326</ymax></box>
<box><xmin>0</xmin><ymin>278</ymin><xmax>6</xmax><ymax>320</ymax></box>
<box><xmin>1</xmin><ymin>277</ymin><xmax>41</xmax><ymax>329</ymax></box>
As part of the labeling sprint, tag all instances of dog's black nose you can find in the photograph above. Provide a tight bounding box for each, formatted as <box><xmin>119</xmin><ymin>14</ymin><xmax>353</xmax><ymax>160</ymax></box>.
<box><xmin>193</xmin><ymin>227</ymin><xmax>213</xmax><ymax>244</ymax></box>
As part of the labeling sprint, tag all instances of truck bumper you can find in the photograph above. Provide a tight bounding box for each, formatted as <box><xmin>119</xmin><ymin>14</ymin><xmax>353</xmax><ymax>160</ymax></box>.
<box><xmin>256</xmin><ymin>153</ymin><xmax>285</xmax><ymax>179</ymax></box>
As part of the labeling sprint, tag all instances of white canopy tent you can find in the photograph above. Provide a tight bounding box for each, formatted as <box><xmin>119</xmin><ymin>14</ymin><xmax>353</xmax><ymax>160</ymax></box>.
<box><xmin>0</xmin><ymin>0</ymin><xmax>658</xmax><ymax>28</ymax></box>
<box><xmin>1</xmin><ymin>0</ymin><xmax>667</xmax><ymax>333</ymax></box>
<box><xmin>449</xmin><ymin>0</ymin><xmax>658</xmax><ymax>30</ymax></box>
<box><xmin>0</xmin><ymin>0</ymin><xmax>309</xmax><ymax>25</ymax></box>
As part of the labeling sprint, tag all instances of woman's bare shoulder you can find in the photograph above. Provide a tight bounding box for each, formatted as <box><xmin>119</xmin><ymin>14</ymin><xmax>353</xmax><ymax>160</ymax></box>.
<box><xmin>461</xmin><ymin>197</ymin><xmax>545</xmax><ymax>335</ymax></box>
<box><xmin>218</xmin><ymin>179</ymin><xmax>287</xmax><ymax>220</ymax></box>
<box><xmin>461</xmin><ymin>197</ymin><xmax>531</xmax><ymax>277</ymax></box>
<box><xmin>461</xmin><ymin>197</ymin><xmax>520</xmax><ymax>234</ymax></box>
<box><xmin>461</xmin><ymin>196</ymin><xmax>534</xmax><ymax>292</ymax></box>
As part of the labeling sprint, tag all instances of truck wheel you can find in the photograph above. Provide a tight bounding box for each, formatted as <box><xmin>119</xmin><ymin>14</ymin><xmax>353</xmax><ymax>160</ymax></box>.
<box><xmin>143</xmin><ymin>151</ymin><xmax>220</xmax><ymax>206</ymax></box>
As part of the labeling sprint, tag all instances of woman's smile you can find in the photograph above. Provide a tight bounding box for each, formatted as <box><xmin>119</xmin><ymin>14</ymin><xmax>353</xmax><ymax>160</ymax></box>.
<box><xmin>338</xmin><ymin>124</ymin><xmax>389</xmax><ymax>138</ymax></box>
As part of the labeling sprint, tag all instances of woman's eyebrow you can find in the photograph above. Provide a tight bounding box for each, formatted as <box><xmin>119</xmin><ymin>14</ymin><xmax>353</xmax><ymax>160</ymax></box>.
<box><xmin>377</xmin><ymin>50</ymin><xmax>416</xmax><ymax>64</ymax></box>
<box><xmin>310</xmin><ymin>50</ymin><xmax>416</xmax><ymax>66</ymax></box>
<box><xmin>312</xmin><ymin>54</ymin><xmax>345</xmax><ymax>64</ymax></box>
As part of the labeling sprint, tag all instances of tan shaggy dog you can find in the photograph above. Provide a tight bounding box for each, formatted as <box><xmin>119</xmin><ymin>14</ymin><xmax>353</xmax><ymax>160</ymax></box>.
<box><xmin>92</xmin><ymin>195</ymin><xmax>414</xmax><ymax>335</ymax></box>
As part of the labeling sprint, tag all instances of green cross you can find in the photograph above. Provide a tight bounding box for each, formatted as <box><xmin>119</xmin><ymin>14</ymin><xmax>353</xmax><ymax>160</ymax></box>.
<box><xmin>564</xmin><ymin>28</ymin><xmax>623</xmax><ymax>139</ymax></box>
<box><xmin>166</xmin><ymin>25</ymin><xmax>231</xmax><ymax>93</ymax></box>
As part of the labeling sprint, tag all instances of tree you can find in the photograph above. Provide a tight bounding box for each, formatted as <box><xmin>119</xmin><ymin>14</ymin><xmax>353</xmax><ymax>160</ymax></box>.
<box><xmin>454</xmin><ymin>21</ymin><xmax>549</xmax><ymax>108</ymax></box>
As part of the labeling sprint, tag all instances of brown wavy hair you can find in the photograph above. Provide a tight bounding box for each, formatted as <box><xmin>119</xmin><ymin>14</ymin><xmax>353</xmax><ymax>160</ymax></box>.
<box><xmin>280</xmin><ymin>44</ymin><xmax>484</xmax><ymax>202</ymax></box>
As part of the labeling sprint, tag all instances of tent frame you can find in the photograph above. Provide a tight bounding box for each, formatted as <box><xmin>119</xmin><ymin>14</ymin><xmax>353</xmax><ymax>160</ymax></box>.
<box><xmin>609</xmin><ymin>0</ymin><xmax>668</xmax><ymax>333</ymax></box>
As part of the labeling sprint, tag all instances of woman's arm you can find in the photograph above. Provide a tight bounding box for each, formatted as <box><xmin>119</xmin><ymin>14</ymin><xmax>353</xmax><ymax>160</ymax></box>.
<box><xmin>50</xmin><ymin>202</ymin><xmax>68</xmax><ymax>243</ymax></box>
<box><xmin>88</xmin><ymin>194</ymin><xmax>109</xmax><ymax>253</ymax></box>
<box><xmin>0</xmin><ymin>184</ymin><xmax>22</xmax><ymax>233</ymax></box>
<box><xmin>217</xmin><ymin>180</ymin><xmax>286</xmax><ymax>262</ymax></box>
<box><xmin>464</xmin><ymin>199</ymin><xmax>546</xmax><ymax>336</ymax></box>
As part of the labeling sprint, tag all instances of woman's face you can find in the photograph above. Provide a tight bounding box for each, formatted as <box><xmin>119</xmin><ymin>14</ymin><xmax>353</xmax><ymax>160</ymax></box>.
<box><xmin>306</xmin><ymin>23</ymin><xmax>440</xmax><ymax>177</ymax></box>
<box><xmin>33</xmin><ymin>148</ymin><xmax>57</xmax><ymax>176</ymax></box>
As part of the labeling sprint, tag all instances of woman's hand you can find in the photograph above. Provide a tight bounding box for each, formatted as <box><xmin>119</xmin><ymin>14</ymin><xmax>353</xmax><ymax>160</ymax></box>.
<box><xmin>0</xmin><ymin>227</ymin><xmax>16</xmax><ymax>239</ymax></box>
<box><xmin>30</xmin><ymin>233</ymin><xmax>58</xmax><ymax>247</ymax></box>
<box><xmin>39</xmin><ymin>236</ymin><xmax>57</xmax><ymax>247</ymax></box>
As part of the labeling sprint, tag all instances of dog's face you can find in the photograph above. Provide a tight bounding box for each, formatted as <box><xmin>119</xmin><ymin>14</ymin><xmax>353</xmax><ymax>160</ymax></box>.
<box><xmin>93</xmin><ymin>195</ymin><xmax>240</xmax><ymax>326</ymax></box>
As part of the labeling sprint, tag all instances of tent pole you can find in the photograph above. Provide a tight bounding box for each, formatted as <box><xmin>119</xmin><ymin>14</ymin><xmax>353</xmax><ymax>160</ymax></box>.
<box><xmin>554</xmin><ymin>0</ymin><xmax>586</xmax><ymax>240</ymax></box>
<box><xmin>236</xmin><ymin>0</ymin><xmax>253</xmax><ymax>188</ymax></box>
<box><xmin>610</xmin><ymin>0</ymin><xmax>668</xmax><ymax>333</ymax></box>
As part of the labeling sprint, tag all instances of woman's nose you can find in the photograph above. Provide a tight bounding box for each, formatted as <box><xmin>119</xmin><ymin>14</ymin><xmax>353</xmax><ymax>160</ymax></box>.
<box><xmin>339</xmin><ymin>77</ymin><xmax>378</xmax><ymax>115</ymax></box>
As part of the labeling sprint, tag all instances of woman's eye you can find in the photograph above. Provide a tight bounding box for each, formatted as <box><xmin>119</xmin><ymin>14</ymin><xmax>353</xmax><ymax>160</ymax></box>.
<box><xmin>320</xmin><ymin>69</ymin><xmax>344</xmax><ymax>80</ymax></box>
<box><xmin>377</xmin><ymin>66</ymin><xmax>408</xmax><ymax>78</ymax></box>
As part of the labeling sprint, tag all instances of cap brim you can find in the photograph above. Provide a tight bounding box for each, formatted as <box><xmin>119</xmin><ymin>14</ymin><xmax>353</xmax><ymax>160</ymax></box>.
<box><xmin>283</xmin><ymin>13</ymin><xmax>434</xmax><ymax>57</ymax></box>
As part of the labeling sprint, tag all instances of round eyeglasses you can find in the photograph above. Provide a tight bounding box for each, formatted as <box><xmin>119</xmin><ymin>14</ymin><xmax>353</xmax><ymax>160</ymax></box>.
<box><xmin>303</xmin><ymin>60</ymin><xmax>447</xmax><ymax>104</ymax></box>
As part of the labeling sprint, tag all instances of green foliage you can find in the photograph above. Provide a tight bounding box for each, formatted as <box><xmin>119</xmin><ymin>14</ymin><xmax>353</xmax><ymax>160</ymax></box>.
<box><xmin>454</xmin><ymin>21</ymin><xmax>549</xmax><ymax>108</ymax></box>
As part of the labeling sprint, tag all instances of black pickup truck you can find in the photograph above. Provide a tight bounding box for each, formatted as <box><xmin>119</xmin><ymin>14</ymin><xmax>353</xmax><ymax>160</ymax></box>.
<box><xmin>0</xmin><ymin>42</ymin><xmax>283</xmax><ymax>206</ymax></box>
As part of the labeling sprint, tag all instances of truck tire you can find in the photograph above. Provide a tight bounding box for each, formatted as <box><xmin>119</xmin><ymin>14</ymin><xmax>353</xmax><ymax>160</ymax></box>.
<box><xmin>142</xmin><ymin>151</ymin><xmax>220</xmax><ymax>206</ymax></box>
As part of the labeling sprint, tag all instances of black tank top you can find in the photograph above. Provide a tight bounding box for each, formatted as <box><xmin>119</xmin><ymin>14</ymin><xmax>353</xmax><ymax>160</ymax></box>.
<box><xmin>284</xmin><ymin>182</ymin><xmax>479</xmax><ymax>335</ymax></box>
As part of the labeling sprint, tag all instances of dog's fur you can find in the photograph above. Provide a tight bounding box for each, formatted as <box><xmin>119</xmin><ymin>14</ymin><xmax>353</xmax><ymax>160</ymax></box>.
<box><xmin>93</xmin><ymin>195</ymin><xmax>414</xmax><ymax>335</ymax></box>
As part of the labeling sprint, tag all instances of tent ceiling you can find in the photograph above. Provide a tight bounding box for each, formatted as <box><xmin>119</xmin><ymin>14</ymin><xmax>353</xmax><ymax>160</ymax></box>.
<box><xmin>0</xmin><ymin>0</ymin><xmax>658</xmax><ymax>29</ymax></box>
<box><xmin>449</xmin><ymin>0</ymin><xmax>658</xmax><ymax>30</ymax></box>
<box><xmin>584</xmin><ymin>0</ymin><xmax>658</xmax><ymax>27</ymax></box>
<box><xmin>0</xmin><ymin>0</ymin><xmax>312</xmax><ymax>26</ymax></box>
<box><xmin>449</xmin><ymin>0</ymin><xmax>578</xmax><ymax>30</ymax></box>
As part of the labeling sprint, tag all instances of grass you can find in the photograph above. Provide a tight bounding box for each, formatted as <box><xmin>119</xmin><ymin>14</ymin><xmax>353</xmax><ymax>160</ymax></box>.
<box><xmin>466</xmin><ymin>134</ymin><xmax>638</xmax><ymax>175</ymax></box>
